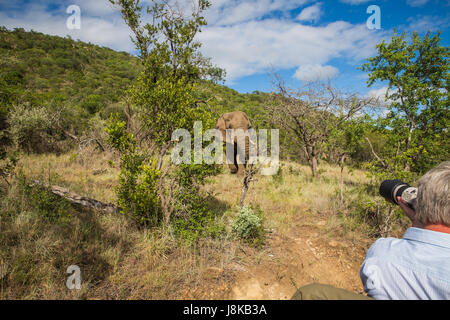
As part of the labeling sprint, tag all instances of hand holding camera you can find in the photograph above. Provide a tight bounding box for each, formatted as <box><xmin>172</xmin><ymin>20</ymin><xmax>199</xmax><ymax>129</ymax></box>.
<box><xmin>379</xmin><ymin>180</ymin><xmax>424</xmax><ymax>228</ymax></box>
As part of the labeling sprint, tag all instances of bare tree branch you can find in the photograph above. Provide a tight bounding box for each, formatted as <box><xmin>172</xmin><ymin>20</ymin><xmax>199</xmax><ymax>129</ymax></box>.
<box><xmin>365</xmin><ymin>136</ymin><xmax>387</xmax><ymax>168</ymax></box>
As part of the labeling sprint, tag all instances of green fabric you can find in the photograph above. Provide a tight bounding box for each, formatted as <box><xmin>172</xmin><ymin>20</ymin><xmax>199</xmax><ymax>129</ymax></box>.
<box><xmin>291</xmin><ymin>283</ymin><xmax>374</xmax><ymax>300</ymax></box>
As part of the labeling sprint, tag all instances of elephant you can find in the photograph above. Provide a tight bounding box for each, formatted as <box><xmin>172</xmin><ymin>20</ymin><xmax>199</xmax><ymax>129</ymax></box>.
<box><xmin>214</xmin><ymin>111</ymin><xmax>252</xmax><ymax>174</ymax></box>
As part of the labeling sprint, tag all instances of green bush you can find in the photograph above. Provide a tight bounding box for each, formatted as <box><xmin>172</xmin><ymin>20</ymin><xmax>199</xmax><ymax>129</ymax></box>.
<box><xmin>116</xmin><ymin>156</ymin><xmax>162</xmax><ymax>227</ymax></box>
<box><xmin>232</xmin><ymin>206</ymin><xmax>265</xmax><ymax>246</ymax></box>
<box><xmin>172</xmin><ymin>200</ymin><xmax>224</xmax><ymax>244</ymax></box>
<box><xmin>8</xmin><ymin>104</ymin><xmax>60</xmax><ymax>153</ymax></box>
<box><xmin>171</xmin><ymin>163</ymin><xmax>224</xmax><ymax>244</ymax></box>
<box><xmin>105</xmin><ymin>113</ymin><xmax>136</xmax><ymax>153</ymax></box>
<box><xmin>106</xmin><ymin>112</ymin><xmax>224</xmax><ymax>239</ymax></box>
<box><xmin>106</xmin><ymin>114</ymin><xmax>161</xmax><ymax>226</ymax></box>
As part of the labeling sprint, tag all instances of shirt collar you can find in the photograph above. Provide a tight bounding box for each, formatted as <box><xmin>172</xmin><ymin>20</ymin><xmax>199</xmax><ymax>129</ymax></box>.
<box><xmin>403</xmin><ymin>227</ymin><xmax>450</xmax><ymax>249</ymax></box>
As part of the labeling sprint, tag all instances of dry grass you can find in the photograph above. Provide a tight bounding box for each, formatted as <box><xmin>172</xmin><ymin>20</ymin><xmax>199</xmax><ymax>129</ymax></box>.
<box><xmin>0</xmin><ymin>148</ymin><xmax>241</xmax><ymax>299</ymax></box>
<box><xmin>1</xmin><ymin>150</ymin><xmax>380</xmax><ymax>299</ymax></box>
<box><xmin>205</xmin><ymin>162</ymin><xmax>369</xmax><ymax>234</ymax></box>
<box><xmin>18</xmin><ymin>146</ymin><xmax>120</xmax><ymax>203</ymax></box>
<box><xmin>0</xmin><ymin>184</ymin><xmax>238</xmax><ymax>299</ymax></box>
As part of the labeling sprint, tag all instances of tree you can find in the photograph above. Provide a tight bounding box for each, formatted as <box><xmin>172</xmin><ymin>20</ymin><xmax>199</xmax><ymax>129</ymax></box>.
<box><xmin>110</xmin><ymin>0</ymin><xmax>224</xmax><ymax>167</ymax></box>
<box><xmin>109</xmin><ymin>0</ymin><xmax>224</xmax><ymax>230</ymax></box>
<box><xmin>267</xmin><ymin>78</ymin><xmax>376</xmax><ymax>177</ymax></box>
<box><xmin>360</xmin><ymin>30</ymin><xmax>449</xmax><ymax>174</ymax></box>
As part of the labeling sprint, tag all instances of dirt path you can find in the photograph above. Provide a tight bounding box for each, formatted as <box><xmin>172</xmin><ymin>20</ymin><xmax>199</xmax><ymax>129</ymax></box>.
<box><xmin>229</xmin><ymin>218</ymin><xmax>369</xmax><ymax>299</ymax></box>
<box><xmin>180</xmin><ymin>213</ymin><xmax>371</xmax><ymax>300</ymax></box>
<box><xmin>231</xmin><ymin>222</ymin><xmax>370</xmax><ymax>299</ymax></box>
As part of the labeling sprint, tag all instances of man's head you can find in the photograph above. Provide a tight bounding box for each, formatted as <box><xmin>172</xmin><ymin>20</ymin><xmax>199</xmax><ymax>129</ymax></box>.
<box><xmin>415</xmin><ymin>161</ymin><xmax>450</xmax><ymax>226</ymax></box>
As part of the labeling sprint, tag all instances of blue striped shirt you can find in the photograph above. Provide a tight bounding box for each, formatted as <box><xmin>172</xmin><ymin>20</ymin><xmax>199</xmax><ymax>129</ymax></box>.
<box><xmin>360</xmin><ymin>227</ymin><xmax>450</xmax><ymax>300</ymax></box>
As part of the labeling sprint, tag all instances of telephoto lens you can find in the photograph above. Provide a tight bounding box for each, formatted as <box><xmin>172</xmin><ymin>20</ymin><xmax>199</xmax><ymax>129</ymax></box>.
<box><xmin>379</xmin><ymin>179</ymin><xmax>418</xmax><ymax>210</ymax></box>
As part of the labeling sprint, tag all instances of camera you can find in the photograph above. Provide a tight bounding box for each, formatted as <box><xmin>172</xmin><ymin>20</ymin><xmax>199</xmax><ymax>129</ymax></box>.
<box><xmin>379</xmin><ymin>180</ymin><xmax>418</xmax><ymax>210</ymax></box>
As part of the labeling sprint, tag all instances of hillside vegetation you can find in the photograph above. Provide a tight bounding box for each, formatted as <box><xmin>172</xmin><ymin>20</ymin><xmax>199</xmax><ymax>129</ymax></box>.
<box><xmin>0</xmin><ymin>27</ymin><xmax>269</xmax><ymax>136</ymax></box>
<box><xmin>0</xmin><ymin>0</ymin><xmax>447</xmax><ymax>300</ymax></box>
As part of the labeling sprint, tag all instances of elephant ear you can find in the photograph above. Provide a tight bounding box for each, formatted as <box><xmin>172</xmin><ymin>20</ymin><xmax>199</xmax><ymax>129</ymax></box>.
<box><xmin>215</xmin><ymin>116</ymin><xmax>228</xmax><ymax>143</ymax></box>
<box><xmin>244</xmin><ymin>113</ymin><xmax>252</xmax><ymax>129</ymax></box>
<box><xmin>215</xmin><ymin>116</ymin><xmax>225</xmax><ymax>130</ymax></box>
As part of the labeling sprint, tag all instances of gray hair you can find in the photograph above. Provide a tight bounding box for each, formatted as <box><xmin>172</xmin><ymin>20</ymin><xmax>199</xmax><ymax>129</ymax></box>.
<box><xmin>415</xmin><ymin>161</ymin><xmax>450</xmax><ymax>226</ymax></box>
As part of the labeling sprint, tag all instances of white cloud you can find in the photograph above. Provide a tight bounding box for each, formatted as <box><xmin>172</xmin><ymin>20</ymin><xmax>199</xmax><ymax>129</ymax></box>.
<box><xmin>296</xmin><ymin>3</ymin><xmax>322</xmax><ymax>23</ymax></box>
<box><xmin>72</xmin><ymin>0</ymin><xmax>118</xmax><ymax>16</ymax></box>
<box><xmin>0</xmin><ymin>1</ymin><xmax>134</xmax><ymax>52</ymax></box>
<box><xmin>367</xmin><ymin>86</ymin><xmax>389</xmax><ymax>101</ymax></box>
<box><xmin>406</xmin><ymin>0</ymin><xmax>430</xmax><ymax>7</ymax></box>
<box><xmin>205</xmin><ymin>0</ymin><xmax>312</xmax><ymax>26</ymax></box>
<box><xmin>366</xmin><ymin>86</ymin><xmax>393</xmax><ymax>117</ymax></box>
<box><xmin>405</xmin><ymin>15</ymin><xmax>450</xmax><ymax>33</ymax></box>
<box><xmin>199</xmin><ymin>19</ymin><xmax>386</xmax><ymax>80</ymax></box>
<box><xmin>293</xmin><ymin>64</ymin><xmax>338</xmax><ymax>81</ymax></box>
<box><xmin>0</xmin><ymin>0</ymin><xmax>390</xmax><ymax>82</ymax></box>
<box><xmin>339</xmin><ymin>0</ymin><xmax>371</xmax><ymax>5</ymax></box>
<box><xmin>366</xmin><ymin>86</ymin><xmax>402</xmax><ymax>109</ymax></box>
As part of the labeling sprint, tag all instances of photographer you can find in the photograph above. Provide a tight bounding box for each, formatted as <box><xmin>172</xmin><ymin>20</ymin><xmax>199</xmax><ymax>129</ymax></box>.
<box><xmin>292</xmin><ymin>161</ymin><xmax>449</xmax><ymax>300</ymax></box>
<box><xmin>360</xmin><ymin>161</ymin><xmax>450</xmax><ymax>300</ymax></box>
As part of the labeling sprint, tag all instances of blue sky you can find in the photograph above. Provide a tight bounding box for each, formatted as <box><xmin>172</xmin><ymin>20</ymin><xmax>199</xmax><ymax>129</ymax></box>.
<box><xmin>0</xmin><ymin>0</ymin><xmax>449</xmax><ymax>97</ymax></box>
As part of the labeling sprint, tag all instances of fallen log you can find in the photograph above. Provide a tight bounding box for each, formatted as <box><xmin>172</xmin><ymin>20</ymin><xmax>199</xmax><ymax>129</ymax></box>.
<box><xmin>32</xmin><ymin>180</ymin><xmax>120</xmax><ymax>214</ymax></box>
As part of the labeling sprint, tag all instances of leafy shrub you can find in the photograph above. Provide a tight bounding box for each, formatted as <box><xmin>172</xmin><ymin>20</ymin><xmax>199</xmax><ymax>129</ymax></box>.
<box><xmin>105</xmin><ymin>113</ymin><xmax>136</xmax><ymax>153</ymax></box>
<box><xmin>106</xmin><ymin>112</ymin><xmax>223</xmax><ymax>239</ymax></box>
<box><xmin>172</xmin><ymin>199</ymin><xmax>224</xmax><ymax>244</ymax></box>
<box><xmin>8</xmin><ymin>104</ymin><xmax>60</xmax><ymax>153</ymax></box>
<box><xmin>106</xmin><ymin>114</ymin><xmax>161</xmax><ymax>226</ymax></box>
<box><xmin>116</xmin><ymin>155</ymin><xmax>162</xmax><ymax>226</ymax></box>
<box><xmin>232</xmin><ymin>206</ymin><xmax>265</xmax><ymax>246</ymax></box>
<box><xmin>171</xmin><ymin>163</ymin><xmax>224</xmax><ymax>243</ymax></box>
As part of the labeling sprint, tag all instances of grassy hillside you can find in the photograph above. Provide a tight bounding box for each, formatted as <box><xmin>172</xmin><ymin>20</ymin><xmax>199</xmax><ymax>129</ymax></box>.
<box><xmin>0</xmin><ymin>27</ymin><xmax>140</xmax><ymax>111</ymax></box>
<box><xmin>0</xmin><ymin>27</ymin><xmax>268</xmax><ymax>123</ymax></box>
<box><xmin>0</xmin><ymin>27</ymin><xmax>275</xmax><ymax>159</ymax></box>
